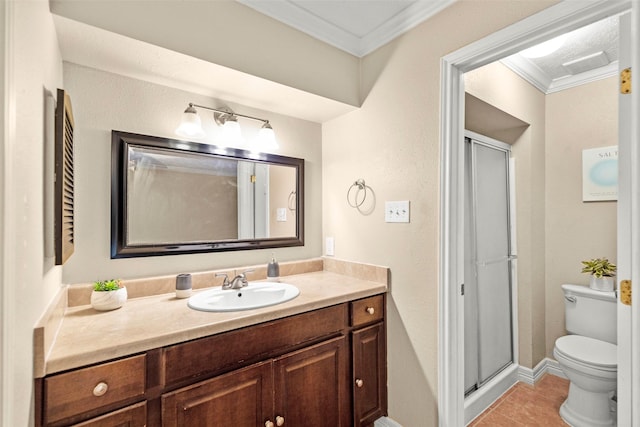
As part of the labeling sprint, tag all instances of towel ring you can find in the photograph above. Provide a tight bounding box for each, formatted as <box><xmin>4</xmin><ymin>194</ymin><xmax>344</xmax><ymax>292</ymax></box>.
<box><xmin>287</xmin><ymin>191</ymin><xmax>296</xmax><ymax>211</ymax></box>
<box><xmin>347</xmin><ymin>179</ymin><xmax>367</xmax><ymax>208</ymax></box>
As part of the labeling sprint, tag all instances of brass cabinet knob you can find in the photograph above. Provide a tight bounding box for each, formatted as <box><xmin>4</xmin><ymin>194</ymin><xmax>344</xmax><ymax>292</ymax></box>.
<box><xmin>355</xmin><ymin>378</ymin><xmax>364</xmax><ymax>388</ymax></box>
<box><xmin>92</xmin><ymin>382</ymin><xmax>108</xmax><ymax>397</ymax></box>
<box><xmin>265</xmin><ymin>421</ymin><xmax>274</xmax><ymax>427</ymax></box>
<box><xmin>366</xmin><ymin>307</ymin><xmax>375</xmax><ymax>315</ymax></box>
<box><xmin>276</xmin><ymin>416</ymin><xmax>285</xmax><ymax>426</ymax></box>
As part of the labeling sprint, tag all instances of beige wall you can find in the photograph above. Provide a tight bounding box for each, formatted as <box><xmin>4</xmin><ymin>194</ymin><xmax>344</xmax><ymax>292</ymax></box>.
<box><xmin>128</xmin><ymin>170</ymin><xmax>239</xmax><ymax>243</ymax></box>
<box><xmin>465</xmin><ymin>61</ymin><xmax>547</xmax><ymax>369</ymax></box>
<box><xmin>544</xmin><ymin>77</ymin><xmax>618</xmax><ymax>357</ymax></box>
<box><xmin>269</xmin><ymin>165</ymin><xmax>297</xmax><ymax>238</ymax></box>
<box><xmin>62</xmin><ymin>63</ymin><xmax>322</xmax><ymax>283</ymax></box>
<box><xmin>5</xmin><ymin>1</ymin><xmax>568</xmax><ymax>425</ymax></box>
<box><xmin>324</xmin><ymin>2</ymin><xmax>557</xmax><ymax>425</ymax></box>
<box><xmin>463</xmin><ymin>68</ymin><xmax>618</xmax><ymax>367</ymax></box>
<box><xmin>50</xmin><ymin>0</ymin><xmax>361</xmax><ymax>107</ymax></box>
<box><xmin>3</xmin><ymin>1</ymin><xmax>64</xmax><ymax>425</ymax></box>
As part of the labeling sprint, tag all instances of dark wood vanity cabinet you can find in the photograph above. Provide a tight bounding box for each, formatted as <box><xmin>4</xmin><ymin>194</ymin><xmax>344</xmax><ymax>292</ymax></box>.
<box><xmin>353</xmin><ymin>323</ymin><xmax>387</xmax><ymax>426</ymax></box>
<box><xmin>351</xmin><ymin>295</ymin><xmax>387</xmax><ymax>426</ymax></box>
<box><xmin>163</xmin><ymin>336</ymin><xmax>350</xmax><ymax>427</ymax></box>
<box><xmin>273</xmin><ymin>336</ymin><xmax>351</xmax><ymax>426</ymax></box>
<box><xmin>36</xmin><ymin>295</ymin><xmax>386</xmax><ymax>427</ymax></box>
<box><xmin>162</xmin><ymin>360</ymin><xmax>274</xmax><ymax>426</ymax></box>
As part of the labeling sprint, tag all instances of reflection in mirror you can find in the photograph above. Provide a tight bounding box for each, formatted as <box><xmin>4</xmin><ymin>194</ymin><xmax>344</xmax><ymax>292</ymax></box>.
<box><xmin>111</xmin><ymin>131</ymin><xmax>304</xmax><ymax>258</ymax></box>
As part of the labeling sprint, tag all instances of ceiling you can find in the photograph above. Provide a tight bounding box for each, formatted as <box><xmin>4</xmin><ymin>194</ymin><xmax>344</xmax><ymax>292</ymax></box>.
<box><xmin>240</xmin><ymin>0</ymin><xmax>620</xmax><ymax>94</ymax></box>
<box><xmin>237</xmin><ymin>0</ymin><xmax>455</xmax><ymax>57</ymax></box>
<box><xmin>501</xmin><ymin>15</ymin><xmax>619</xmax><ymax>94</ymax></box>
<box><xmin>53</xmin><ymin>1</ymin><xmax>621</xmax><ymax>126</ymax></box>
<box><xmin>53</xmin><ymin>14</ymin><xmax>358</xmax><ymax>123</ymax></box>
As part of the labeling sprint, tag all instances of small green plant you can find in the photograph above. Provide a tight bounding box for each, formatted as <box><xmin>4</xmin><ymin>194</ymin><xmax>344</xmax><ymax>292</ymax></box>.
<box><xmin>93</xmin><ymin>279</ymin><xmax>122</xmax><ymax>292</ymax></box>
<box><xmin>581</xmin><ymin>258</ymin><xmax>617</xmax><ymax>278</ymax></box>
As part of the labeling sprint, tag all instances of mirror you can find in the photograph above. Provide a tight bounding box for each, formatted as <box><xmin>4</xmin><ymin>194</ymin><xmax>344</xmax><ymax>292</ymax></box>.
<box><xmin>111</xmin><ymin>131</ymin><xmax>304</xmax><ymax>258</ymax></box>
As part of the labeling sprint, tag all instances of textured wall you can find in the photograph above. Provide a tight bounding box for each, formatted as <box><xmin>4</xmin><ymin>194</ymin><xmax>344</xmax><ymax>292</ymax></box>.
<box><xmin>50</xmin><ymin>0</ymin><xmax>360</xmax><ymax>107</ymax></box>
<box><xmin>465</xmin><ymin>61</ymin><xmax>547</xmax><ymax>369</ymax></box>
<box><xmin>465</xmin><ymin>68</ymin><xmax>618</xmax><ymax>368</ymax></box>
<box><xmin>62</xmin><ymin>63</ymin><xmax>322</xmax><ymax>283</ymax></box>
<box><xmin>3</xmin><ymin>1</ymin><xmax>64</xmax><ymax>425</ymax></box>
<box><xmin>323</xmin><ymin>2</ymin><xmax>557</xmax><ymax>425</ymax></box>
<box><xmin>544</xmin><ymin>77</ymin><xmax>618</xmax><ymax>357</ymax></box>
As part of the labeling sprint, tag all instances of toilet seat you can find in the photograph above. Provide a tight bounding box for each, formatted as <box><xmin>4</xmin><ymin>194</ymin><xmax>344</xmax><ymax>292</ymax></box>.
<box><xmin>555</xmin><ymin>335</ymin><xmax>617</xmax><ymax>371</ymax></box>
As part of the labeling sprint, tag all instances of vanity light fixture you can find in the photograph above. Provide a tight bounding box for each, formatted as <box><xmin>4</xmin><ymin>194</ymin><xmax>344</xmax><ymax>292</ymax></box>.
<box><xmin>175</xmin><ymin>104</ymin><xmax>205</xmax><ymax>139</ymax></box>
<box><xmin>175</xmin><ymin>103</ymin><xmax>278</xmax><ymax>151</ymax></box>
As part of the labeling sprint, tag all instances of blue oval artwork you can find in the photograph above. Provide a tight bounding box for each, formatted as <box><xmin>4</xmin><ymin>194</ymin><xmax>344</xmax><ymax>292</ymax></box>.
<box><xmin>589</xmin><ymin>159</ymin><xmax>618</xmax><ymax>187</ymax></box>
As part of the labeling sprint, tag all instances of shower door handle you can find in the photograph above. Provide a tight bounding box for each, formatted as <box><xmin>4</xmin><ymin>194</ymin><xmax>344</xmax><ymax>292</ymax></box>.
<box><xmin>476</xmin><ymin>255</ymin><xmax>517</xmax><ymax>267</ymax></box>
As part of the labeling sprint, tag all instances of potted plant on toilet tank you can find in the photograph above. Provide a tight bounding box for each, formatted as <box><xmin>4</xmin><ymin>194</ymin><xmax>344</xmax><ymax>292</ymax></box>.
<box><xmin>91</xmin><ymin>278</ymin><xmax>127</xmax><ymax>311</ymax></box>
<box><xmin>581</xmin><ymin>257</ymin><xmax>616</xmax><ymax>292</ymax></box>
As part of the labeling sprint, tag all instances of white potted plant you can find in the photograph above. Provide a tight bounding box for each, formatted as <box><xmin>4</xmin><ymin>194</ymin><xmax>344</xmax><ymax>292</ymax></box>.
<box><xmin>581</xmin><ymin>258</ymin><xmax>617</xmax><ymax>292</ymax></box>
<box><xmin>91</xmin><ymin>279</ymin><xmax>127</xmax><ymax>311</ymax></box>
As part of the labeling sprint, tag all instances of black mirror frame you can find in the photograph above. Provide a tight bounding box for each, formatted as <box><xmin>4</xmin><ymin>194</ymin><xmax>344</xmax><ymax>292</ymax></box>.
<box><xmin>111</xmin><ymin>130</ymin><xmax>304</xmax><ymax>258</ymax></box>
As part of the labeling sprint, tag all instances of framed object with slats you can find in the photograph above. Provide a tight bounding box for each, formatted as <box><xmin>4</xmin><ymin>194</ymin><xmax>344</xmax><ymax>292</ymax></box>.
<box><xmin>54</xmin><ymin>88</ymin><xmax>75</xmax><ymax>265</ymax></box>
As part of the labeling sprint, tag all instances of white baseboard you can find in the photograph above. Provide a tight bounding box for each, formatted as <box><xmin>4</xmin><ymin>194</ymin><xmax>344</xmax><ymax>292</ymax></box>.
<box><xmin>518</xmin><ymin>357</ymin><xmax>567</xmax><ymax>385</ymax></box>
<box><xmin>374</xmin><ymin>416</ymin><xmax>403</xmax><ymax>427</ymax></box>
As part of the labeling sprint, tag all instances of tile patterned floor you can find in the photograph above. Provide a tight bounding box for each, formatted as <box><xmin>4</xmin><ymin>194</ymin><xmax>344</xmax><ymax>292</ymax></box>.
<box><xmin>469</xmin><ymin>375</ymin><xmax>570</xmax><ymax>426</ymax></box>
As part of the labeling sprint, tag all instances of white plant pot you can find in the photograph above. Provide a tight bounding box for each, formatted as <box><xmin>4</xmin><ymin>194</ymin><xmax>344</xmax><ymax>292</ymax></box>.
<box><xmin>589</xmin><ymin>276</ymin><xmax>615</xmax><ymax>292</ymax></box>
<box><xmin>91</xmin><ymin>287</ymin><xmax>128</xmax><ymax>311</ymax></box>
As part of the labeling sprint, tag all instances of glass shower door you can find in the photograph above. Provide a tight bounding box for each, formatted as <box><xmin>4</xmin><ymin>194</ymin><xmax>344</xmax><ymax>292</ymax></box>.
<box><xmin>464</xmin><ymin>135</ymin><xmax>514</xmax><ymax>395</ymax></box>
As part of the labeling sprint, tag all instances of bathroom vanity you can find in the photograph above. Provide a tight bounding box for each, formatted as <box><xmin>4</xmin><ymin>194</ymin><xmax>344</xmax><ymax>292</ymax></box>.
<box><xmin>34</xmin><ymin>260</ymin><xmax>388</xmax><ymax>427</ymax></box>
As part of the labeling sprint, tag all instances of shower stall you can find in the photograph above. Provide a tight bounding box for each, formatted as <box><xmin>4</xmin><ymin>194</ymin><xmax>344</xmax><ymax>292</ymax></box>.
<box><xmin>463</xmin><ymin>131</ymin><xmax>516</xmax><ymax>400</ymax></box>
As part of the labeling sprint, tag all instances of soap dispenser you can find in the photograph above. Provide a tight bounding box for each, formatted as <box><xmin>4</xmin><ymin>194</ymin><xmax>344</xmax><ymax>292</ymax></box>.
<box><xmin>267</xmin><ymin>253</ymin><xmax>280</xmax><ymax>282</ymax></box>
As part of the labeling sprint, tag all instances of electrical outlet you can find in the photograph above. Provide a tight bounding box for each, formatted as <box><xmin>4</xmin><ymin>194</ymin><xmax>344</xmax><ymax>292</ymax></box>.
<box><xmin>326</xmin><ymin>237</ymin><xmax>335</xmax><ymax>256</ymax></box>
<box><xmin>276</xmin><ymin>208</ymin><xmax>287</xmax><ymax>222</ymax></box>
<box><xmin>385</xmin><ymin>201</ymin><xmax>410</xmax><ymax>223</ymax></box>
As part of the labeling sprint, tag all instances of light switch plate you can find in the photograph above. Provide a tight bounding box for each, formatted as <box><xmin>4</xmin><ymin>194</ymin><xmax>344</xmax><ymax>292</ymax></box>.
<box><xmin>385</xmin><ymin>201</ymin><xmax>410</xmax><ymax>223</ymax></box>
<box><xmin>276</xmin><ymin>208</ymin><xmax>287</xmax><ymax>222</ymax></box>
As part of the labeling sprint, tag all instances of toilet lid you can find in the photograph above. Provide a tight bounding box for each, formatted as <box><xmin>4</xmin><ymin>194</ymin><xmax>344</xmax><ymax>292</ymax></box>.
<box><xmin>555</xmin><ymin>335</ymin><xmax>617</xmax><ymax>368</ymax></box>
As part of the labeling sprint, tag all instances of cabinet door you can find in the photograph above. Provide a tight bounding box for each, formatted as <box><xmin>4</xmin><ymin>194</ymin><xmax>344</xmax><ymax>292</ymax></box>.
<box><xmin>161</xmin><ymin>361</ymin><xmax>273</xmax><ymax>427</ymax></box>
<box><xmin>273</xmin><ymin>335</ymin><xmax>350</xmax><ymax>427</ymax></box>
<box><xmin>72</xmin><ymin>402</ymin><xmax>146</xmax><ymax>427</ymax></box>
<box><xmin>353</xmin><ymin>323</ymin><xmax>387</xmax><ymax>426</ymax></box>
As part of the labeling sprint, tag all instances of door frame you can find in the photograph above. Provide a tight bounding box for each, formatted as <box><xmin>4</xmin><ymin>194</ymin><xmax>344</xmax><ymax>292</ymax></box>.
<box><xmin>438</xmin><ymin>1</ymin><xmax>632</xmax><ymax>426</ymax></box>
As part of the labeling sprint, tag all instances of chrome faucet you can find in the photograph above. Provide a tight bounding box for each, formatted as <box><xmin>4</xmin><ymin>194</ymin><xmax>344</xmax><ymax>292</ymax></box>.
<box><xmin>216</xmin><ymin>270</ymin><xmax>254</xmax><ymax>290</ymax></box>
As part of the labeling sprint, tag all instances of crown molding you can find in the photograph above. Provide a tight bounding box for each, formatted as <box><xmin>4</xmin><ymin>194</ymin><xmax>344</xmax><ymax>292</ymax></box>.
<box><xmin>237</xmin><ymin>0</ymin><xmax>454</xmax><ymax>57</ymax></box>
<box><xmin>501</xmin><ymin>56</ymin><xmax>619</xmax><ymax>94</ymax></box>
<box><xmin>358</xmin><ymin>0</ymin><xmax>454</xmax><ymax>56</ymax></box>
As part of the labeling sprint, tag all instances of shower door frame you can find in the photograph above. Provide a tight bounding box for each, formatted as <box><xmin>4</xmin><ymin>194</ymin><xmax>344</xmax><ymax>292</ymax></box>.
<box><xmin>463</xmin><ymin>130</ymin><xmax>518</xmax><ymax>398</ymax></box>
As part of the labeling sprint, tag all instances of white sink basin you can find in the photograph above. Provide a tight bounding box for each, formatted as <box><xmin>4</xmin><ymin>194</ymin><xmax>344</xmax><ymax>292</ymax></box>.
<box><xmin>187</xmin><ymin>282</ymin><xmax>300</xmax><ymax>312</ymax></box>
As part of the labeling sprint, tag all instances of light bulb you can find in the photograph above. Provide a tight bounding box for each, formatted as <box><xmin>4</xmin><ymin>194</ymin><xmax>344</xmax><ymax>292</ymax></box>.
<box><xmin>257</xmin><ymin>123</ymin><xmax>278</xmax><ymax>151</ymax></box>
<box><xmin>175</xmin><ymin>105</ymin><xmax>205</xmax><ymax>138</ymax></box>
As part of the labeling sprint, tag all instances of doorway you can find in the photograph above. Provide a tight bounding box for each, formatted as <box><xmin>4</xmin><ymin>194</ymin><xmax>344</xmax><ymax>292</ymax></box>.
<box><xmin>437</xmin><ymin>1</ymin><xmax>632</xmax><ymax>426</ymax></box>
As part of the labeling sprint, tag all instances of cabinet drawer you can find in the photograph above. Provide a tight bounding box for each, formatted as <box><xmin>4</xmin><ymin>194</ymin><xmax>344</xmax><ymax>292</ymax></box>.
<box><xmin>73</xmin><ymin>402</ymin><xmax>146</xmax><ymax>427</ymax></box>
<box><xmin>350</xmin><ymin>295</ymin><xmax>384</xmax><ymax>327</ymax></box>
<box><xmin>163</xmin><ymin>304</ymin><xmax>348</xmax><ymax>387</ymax></box>
<box><xmin>44</xmin><ymin>354</ymin><xmax>146</xmax><ymax>424</ymax></box>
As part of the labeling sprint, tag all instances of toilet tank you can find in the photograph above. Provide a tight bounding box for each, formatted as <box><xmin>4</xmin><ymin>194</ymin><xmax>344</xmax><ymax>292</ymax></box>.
<box><xmin>562</xmin><ymin>283</ymin><xmax>617</xmax><ymax>344</ymax></box>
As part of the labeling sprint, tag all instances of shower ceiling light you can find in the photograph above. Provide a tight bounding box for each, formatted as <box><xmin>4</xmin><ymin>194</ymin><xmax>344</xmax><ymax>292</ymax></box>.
<box><xmin>520</xmin><ymin>34</ymin><xmax>568</xmax><ymax>58</ymax></box>
<box><xmin>175</xmin><ymin>103</ymin><xmax>279</xmax><ymax>151</ymax></box>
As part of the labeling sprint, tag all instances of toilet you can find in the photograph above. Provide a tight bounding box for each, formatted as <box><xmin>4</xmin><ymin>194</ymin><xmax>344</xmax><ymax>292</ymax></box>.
<box><xmin>554</xmin><ymin>284</ymin><xmax>617</xmax><ymax>427</ymax></box>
